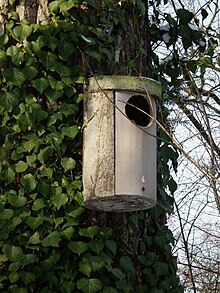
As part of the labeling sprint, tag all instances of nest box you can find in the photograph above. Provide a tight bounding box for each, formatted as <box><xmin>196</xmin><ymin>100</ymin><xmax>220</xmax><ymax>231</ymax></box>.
<box><xmin>83</xmin><ymin>76</ymin><xmax>161</xmax><ymax>212</ymax></box>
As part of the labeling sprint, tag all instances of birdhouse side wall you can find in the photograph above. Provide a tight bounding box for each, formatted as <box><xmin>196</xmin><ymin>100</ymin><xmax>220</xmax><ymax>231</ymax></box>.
<box><xmin>83</xmin><ymin>90</ymin><xmax>115</xmax><ymax>201</ymax></box>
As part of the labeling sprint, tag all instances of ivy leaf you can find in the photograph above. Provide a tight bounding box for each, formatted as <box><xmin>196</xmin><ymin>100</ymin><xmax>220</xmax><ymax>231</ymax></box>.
<box><xmin>61</xmin><ymin>157</ymin><xmax>76</xmax><ymax>172</ymax></box>
<box><xmin>85</xmin><ymin>50</ymin><xmax>101</xmax><ymax>60</ymax></box>
<box><xmin>77</xmin><ymin>278</ymin><xmax>102</xmax><ymax>293</ymax></box>
<box><xmin>20</xmin><ymin>271</ymin><xmax>36</xmax><ymax>286</ymax></box>
<box><xmin>38</xmin><ymin>146</ymin><xmax>53</xmax><ymax>164</ymax></box>
<box><xmin>68</xmin><ymin>241</ymin><xmax>88</xmax><ymax>255</ymax></box>
<box><xmin>60</xmin><ymin>103</ymin><xmax>79</xmax><ymax>116</ymax></box>
<box><xmin>32</xmin><ymin>108</ymin><xmax>48</xmax><ymax>121</ymax></box>
<box><xmin>0</xmin><ymin>91</ymin><xmax>19</xmax><ymax>112</ymax></box>
<box><xmin>0</xmin><ymin>50</ymin><xmax>7</xmax><ymax>67</ymax></box>
<box><xmin>106</xmin><ymin>266</ymin><xmax>125</xmax><ymax>280</ymax></box>
<box><xmin>32</xmin><ymin>78</ymin><xmax>49</xmax><ymax>93</ymax></box>
<box><xmin>12</xmin><ymin>25</ymin><xmax>33</xmax><ymax>42</ymax></box>
<box><xmin>105</xmin><ymin>240</ymin><xmax>116</xmax><ymax>255</ymax></box>
<box><xmin>38</xmin><ymin>51</ymin><xmax>58</xmax><ymax>69</ymax></box>
<box><xmin>61</xmin><ymin>125</ymin><xmax>79</xmax><ymax>139</ymax></box>
<box><xmin>88</xmin><ymin>240</ymin><xmax>104</xmax><ymax>255</ymax></box>
<box><xmin>79</xmin><ymin>226</ymin><xmax>99</xmax><ymax>239</ymax></box>
<box><xmin>23</xmin><ymin>66</ymin><xmax>38</xmax><ymax>80</ymax></box>
<box><xmin>2</xmin><ymin>166</ymin><xmax>15</xmax><ymax>184</ymax></box>
<box><xmin>48</xmin><ymin>75</ymin><xmax>65</xmax><ymax>91</ymax></box>
<box><xmin>26</xmin><ymin>216</ymin><xmax>44</xmax><ymax>229</ymax></box>
<box><xmin>3</xmin><ymin>67</ymin><xmax>26</xmax><ymax>86</ymax></box>
<box><xmin>0</xmin><ymin>209</ymin><xmax>14</xmax><ymax>220</ymax></box>
<box><xmin>32</xmin><ymin>198</ymin><xmax>45</xmax><ymax>211</ymax></box>
<box><xmin>52</xmin><ymin>193</ymin><xmax>68</xmax><ymax>210</ymax></box>
<box><xmin>79</xmin><ymin>261</ymin><xmax>92</xmax><ymax>277</ymax></box>
<box><xmin>6</xmin><ymin>45</ymin><xmax>24</xmax><ymax>66</ymax></box>
<box><xmin>0</xmin><ymin>34</ymin><xmax>9</xmax><ymax>48</ymax></box>
<box><xmin>119</xmin><ymin>256</ymin><xmax>135</xmax><ymax>273</ymax></box>
<box><xmin>58</xmin><ymin>41</ymin><xmax>74</xmax><ymax>61</ymax></box>
<box><xmin>61</xmin><ymin>227</ymin><xmax>74</xmax><ymax>240</ymax></box>
<box><xmin>42</xmin><ymin>231</ymin><xmax>60</xmax><ymax>247</ymax></box>
<box><xmin>68</xmin><ymin>206</ymin><xmax>84</xmax><ymax>218</ymax></box>
<box><xmin>29</xmin><ymin>232</ymin><xmax>41</xmax><ymax>244</ymax></box>
<box><xmin>20</xmin><ymin>174</ymin><xmax>37</xmax><ymax>191</ymax></box>
<box><xmin>15</xmin><ymin>161</ymin><xmax>28</xmax><ymax>173</ymax></box>
<box><xmin>8</xmin><ymin>192</ymin><xmax>27</xmax><ymax>208</ymax></box>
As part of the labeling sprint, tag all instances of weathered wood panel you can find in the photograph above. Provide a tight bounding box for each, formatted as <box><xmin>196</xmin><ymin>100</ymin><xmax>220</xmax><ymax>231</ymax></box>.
<box><xmin>115</xmin><ymin>91</ymin><xmax>157</xmax><ymax>210</ymax></box>
<box><xmin>83</xmin><ymin>89</ymin><xmax>115</xmax><ymax>207</ymax></box>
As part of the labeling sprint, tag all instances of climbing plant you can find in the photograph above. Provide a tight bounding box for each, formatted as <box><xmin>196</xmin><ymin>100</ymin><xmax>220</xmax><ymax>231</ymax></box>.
<box><xmin>0</xmin><ymin>1</ymin><xmax>183</xmax><ymax>292</ymax></box>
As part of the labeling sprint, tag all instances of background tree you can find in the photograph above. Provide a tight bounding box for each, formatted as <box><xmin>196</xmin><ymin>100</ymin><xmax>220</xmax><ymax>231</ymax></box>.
<box><xmin>150</xmin><ymin>0</ymin><xmax>220</xmax><ymax>292</ymax></box>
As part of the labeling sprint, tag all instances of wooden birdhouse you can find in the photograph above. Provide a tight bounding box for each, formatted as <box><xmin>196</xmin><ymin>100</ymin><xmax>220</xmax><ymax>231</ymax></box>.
<box><xmin>83</xmin><ymin>76</ymin><xmax>161</xmax><ymax>212</ymax></box>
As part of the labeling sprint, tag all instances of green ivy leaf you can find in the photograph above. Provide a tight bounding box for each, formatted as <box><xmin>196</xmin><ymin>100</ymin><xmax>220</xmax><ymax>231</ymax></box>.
<box><xmin>0</xmin><ymin>50</ymin><xmax>7</xmax><ymax>67</ymax></box>
<box><xmin>3</xmin><ymin>67</ymin><xmax>26</xmax><ymax>86</ymax></box>
<box><xmin>42</xmin><ymin>231</ymin><xmax>60</xmax><ymax>247</ymax></box>
<box><xmin>79</xmin><ymin>226</ymin><xmax>99</xmax><ymax>239</ymax></box>
<box><xmin>29</xmin><ymin>231</ymin><xmax>41</xmax><ymax>244</ymax></box>
<box><xmin>85</xmin><ymin>50</ymin><xmax>101</xmax><ymax>60</ymax></box>
<box><xmin>38</xmin><ymin>51</ymin><xmax>58</xmax><ymax>69</ymax></box>
<box><xmin>105</xmin><ymin>240</ymin><xmax>116</xmax><ymax>255</ymax></box>
<box><xmin>45</xmin><ymin>89</ymin><xmax>63</xmax><ymax>101</ymax></box>
<box><xmin>23</xmin><ymin>66</ymin><xmax>38</xmax><ymax>80</ymax></box>
<box><xmin>8</xmin><ymin>192</ymin><xmax>27</xmax><ymax>208</ymax></box>
<box><xmin>26</xmin><ymin>154</ymin><xmax>36</xmax><ymax>165</ymax></box>
<box><xmin>106</xmin><ymin>265</ymin><xmax>125</xmax><ymax>280</ymax></box>
<box><xmin>0</xmin><ymin>209</ymin><xmax>14</xmax><ymax>220</ymax></box>
<box><xmin>2</xmin><ymin>166</ymin><xmax>15</xmax><ymax>184</ymax></box>
<box><xmin>61</xmin><ymin>227</ymin><xmax>74</xmax><ymax>240</ymax></box>
<box><xmin>12</xmin><ymin>25</ymin><xmax>33</xmax><ymax>42</ymax></box>
<box><xmin>2</xmin><ymin>244</ymin><xmax>23</xmax><ymax>261</ymax></box>
<box><xmin>52</xmin><ymin>193</ymin><xmax>68</xmax><ymax>210</ymax></box>
<box><xmin>32</xmin><ymin>108</ymin><xmax>48</xmax><ymax>121</ymax></box>
<box><xmin>61</xmin><ymin>125</ymin><xmax>79</xmax><ymax>139</ymax></box>
<box><xmin>15</xmin><ymin>161</ymin><xmax>28</xmax><ymax>173</ymax></box>
<box><xmin>61</xmin><ymin>157</ymin><xmax>76</xmax><ymax>172</ymax></box>
<box><xmin>119</xmin><ymin>256</ymin><xmax>135</xmax><ymax>273</ymax></box>
<box><xmin>68</xmin><ymin>241</ymin><xmax>88</xmax><ymax>255</ymax></box>
<box><xmin>0</xmin><ymin>34</ymin><xmax>9</xmax><ymax>48</ymax></box>
<box><xmin>88</xmin><ymin>240</ymin><xmax>104</xmax><ymax>255</ymax></box>
<box><xmin>48</xmin><ymin>75</ymin><xmax>65</xmax><ymax>91</ymax></box>
<box><xmin>6</xmin><ymin>45</ymin><xmax>24</xmax><ymax>66</ymax></box>
<box><xmin>68</xmin><ymin>206</ymin><xmax>85</xmax><ymax>218</ymax></box>
<box><xmin>58</xmin><ymin>41</ymin><xmax>74</xmax><ymax>61</ymax></box>
<box><xmin>38</xmin><ymin>146</ymin><xmax>53</xmax><ymax>164</ymax></box>
<box><xmin>32</xmin><ymin>78</ymin><xmax>50</xmax><ymax>93</ymax></box>
<box><xmin>153</xmin><ymin>262</ymin><xmax>169</xmax><ymax>277</ymax></box>
<box><xmin>26</xmin><ymin>216</ymin><xmax>44</xmax><ymax>229</ymax></box>
<box><xmin>77</xmin><ymin>278</ymin><xmax>102</xmax><ymax>293</ymax></box>
<box><xmin>20</xmin><ymin>174</ymin><xmax>37</xmax><ymax>191</ymax></box>
<box><xmin>60</xmin><ymin>103</ymin><xmax>79</xmax><ymax>116</ymax></box>
<box><xmin>0</xmin><ymin>91</ymin><xmax>19</xmax><ymax>112</ymax></box>
<box><xmin>79</xmin><ymin>261</ymin><xmax>92</xmax><ymax>277</ymax></box>
<box><xmin>32</xmin><ymin>198</ymin><xmax>45</xmax><ymax>211</ymax></box>
<box><xmin>20</xmin><ymin>271</ymin><xmax>36</xmax><ymax>286</ymax></box>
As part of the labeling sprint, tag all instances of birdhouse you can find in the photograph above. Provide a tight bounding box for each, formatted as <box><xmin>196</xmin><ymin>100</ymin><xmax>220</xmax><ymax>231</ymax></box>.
<box><xmin>83</xmin><ymin>76</ymin><xmax>161</xmax><ymax>212</ymax></box>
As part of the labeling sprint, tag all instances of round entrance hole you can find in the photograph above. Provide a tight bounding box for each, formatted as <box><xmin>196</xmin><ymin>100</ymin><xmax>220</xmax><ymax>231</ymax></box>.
<box><xmin>125</xmin><ymin>95</ymin><xmax>152</xmax><ymax>127</ymax></box>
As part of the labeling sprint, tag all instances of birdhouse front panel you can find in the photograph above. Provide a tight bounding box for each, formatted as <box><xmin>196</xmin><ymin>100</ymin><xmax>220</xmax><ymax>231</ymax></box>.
<box><xmin>115</xmin><ymin>91</ymin><xmax>157</xmax><ymax>209</ymax></box>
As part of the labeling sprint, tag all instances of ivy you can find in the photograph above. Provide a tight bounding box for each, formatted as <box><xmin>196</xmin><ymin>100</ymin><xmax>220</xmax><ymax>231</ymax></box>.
<box><xmin>0</xmin><ymin>0</ymin><xmax>184</xmax><ymax>292</ymax></box>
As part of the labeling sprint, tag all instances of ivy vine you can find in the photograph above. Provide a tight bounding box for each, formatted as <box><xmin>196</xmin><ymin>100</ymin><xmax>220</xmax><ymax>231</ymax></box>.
<box><xmin>0</xmin><ymin>1</ymin><xmax>184</xmax><ymax>292</ymax></box>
